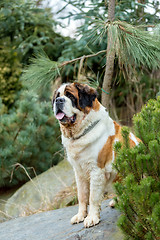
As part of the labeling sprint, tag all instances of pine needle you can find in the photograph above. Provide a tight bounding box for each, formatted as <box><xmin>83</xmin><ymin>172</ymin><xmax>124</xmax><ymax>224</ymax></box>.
<box><xmin>85</xmin><ymin>18</ymin><xmax>160</xmax><ymax>71</ymax></box>
<box><xmin>22</xmin><ymin>21</ymin><xmax>160</xmax><ymax>91</ymax></box>
<box><xmin>22</xmin><ymin>52</ymin><xmax>61</xmax><ymax>92</ymax></box>
<box><xmin>21</xmin><ymin>50</ymin><xmax>106</xmax><ymax>92</ymax></box>
<box><xmin>111</xmin><ymin>21</ymin><xmax>160</xmax><ymax>70</ymax></box>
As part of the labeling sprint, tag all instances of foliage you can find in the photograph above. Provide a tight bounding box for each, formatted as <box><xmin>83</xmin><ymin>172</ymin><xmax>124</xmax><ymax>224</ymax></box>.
<box><xmin>22</xmin><ymin>52</ymin><xmax>61</xmax><ymax>93</ymax></box>
<box><xmin>58</xmin><ymin>0</ymin><xmax>160</xmax><ymax>115</ymax></box>
<box><xmin>22</xmin><ymin>49</ymin><xmax>107</xmax><ymax>93</ymax></box>
<box><xmin>59</xmin><ymin>0</ymin><xmax>160</xmax><ymax>37</ymax></box>
<box><xmin>0</xmin><ymin>0</ymin><xmax>67</xmax><ymax>108</ymax></box>
<box><xmin>114</xmin><ymin>97</ymin><xmax>160</xmax><ymax>240</ymax></box>
<box><xmin>22</xmin><ymin>1</ymin><xmax>160</xmax><ymax>88</ymax></box>
<box><xmin>0</xmin><ymin>91</ymin><xmax>63</xmax><ymax>188</ymax></box>
<box><xmin>111</xmin><ymin>21</ymin><xmax>160</xmax><ymax>71</ymax></box>
<box><xmin>0</xmin><ymin>0</ymin><xmax>69</xmax><ymax>187</ymax></box>
<box><xmin>22</xmin><ymin>20</ymin><xmax>160</xmax><ymax>98</ymax></box>
<box><xmin>58</xmin><ymin>38</ymin><xmax>107</xmax><ymax>82</ymax></box>
<box><xmin>112</xmin><ymin>71</ymin><xmax>160</xmax><ymax>125</ymax></box>
<box><xmin>58</xmin><ymin>0</ymin><xmax>160</xmax><ymax>62</ymax></box>
<box><xmin>56</xmin><ymin>0</ymin><xmax>160</xmax><ymax>120</ymax></box>
<box><xmin>0</xmin><ymin>39</ymin><xmax>22</xmax><ymax>108</ymax></box>
<box><xmin>0</xmin><ymin>0</ymin><xmax>65</xmax><ymax>64</ymax></box>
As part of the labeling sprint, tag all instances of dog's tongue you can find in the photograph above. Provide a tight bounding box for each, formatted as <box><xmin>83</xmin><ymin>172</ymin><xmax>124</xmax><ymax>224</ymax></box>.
<box><xmin>56</xmin><ymin>112</ymin><xmax>65</xmax><ymax>120</ymax></box>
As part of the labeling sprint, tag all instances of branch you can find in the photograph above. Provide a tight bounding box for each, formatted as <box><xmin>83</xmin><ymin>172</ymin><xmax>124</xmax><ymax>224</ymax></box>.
<box><xmin>118</xmin><ymin>24</ymin><xmax>155</xmax><ymax>36</ymax></box>
<box><xmin>118</xmin><ymin>25</ymin><xmax>133</xmax><ymax>35</ymax></box>
<box><xmin>60</xmin><ymin>49</ymin><xmax>107</xmax><ymax>67</ymax></box>
<box><xmin>14</xmin><ymin>112</ymin><xmax>28</xmax><ymax>142</ymax></box>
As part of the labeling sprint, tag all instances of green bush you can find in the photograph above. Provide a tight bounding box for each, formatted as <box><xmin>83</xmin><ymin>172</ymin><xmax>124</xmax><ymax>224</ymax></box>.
<box><xmin>114</xmin><ymin>97</ymin><xmax>160</xmax><ymax>240</ymax></box>
<box><xmin>0</xmin><ymin>40</ymin><xmax>22</xmax><ymax>108</ymax></box>
<box><xmin>0</xmin><ymin>91</ymin><xmax>63</xmax><ymax>188</ymax></box>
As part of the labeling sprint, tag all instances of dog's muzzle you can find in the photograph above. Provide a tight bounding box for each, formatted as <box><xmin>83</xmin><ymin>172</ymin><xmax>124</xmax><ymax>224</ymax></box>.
<box><xmin>55</xmin><ymin>97</ymin><xmax>65</xmax><ymax>111</ymax></box>
<box><xmin>54</xmin><ymin>97</ymin><xmax>76</xmax><ymax>124</ymax></box>
<box><xmin>54</xmin><ymin>97</ymin><xmax>65</xmax><ymax>119</ymax></box>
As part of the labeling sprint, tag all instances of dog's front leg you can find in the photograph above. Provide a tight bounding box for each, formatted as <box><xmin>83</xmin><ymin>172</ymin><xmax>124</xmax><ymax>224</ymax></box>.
<box><xmin>71</xmin><ymin>171</ymin><xmax>89</xmax><ymax>224</ymax></box>
<box><xmin>84</xmin><ymin>168</ymin><xmax>106</xmax><ymax>228</ymax></box>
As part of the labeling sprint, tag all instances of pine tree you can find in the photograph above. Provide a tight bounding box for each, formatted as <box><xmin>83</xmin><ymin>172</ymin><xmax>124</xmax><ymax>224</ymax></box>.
<box><xmin>114</xmin><ymin>97</ymin><xmax>160</xmax><ymax>240</ymax></box>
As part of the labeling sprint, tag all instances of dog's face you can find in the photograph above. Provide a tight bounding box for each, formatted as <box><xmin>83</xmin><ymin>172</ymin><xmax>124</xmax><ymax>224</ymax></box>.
<box><xmin>52</xmin><ymin>82</ymin><xmax>98</xmax><ymax>126</ymax></box>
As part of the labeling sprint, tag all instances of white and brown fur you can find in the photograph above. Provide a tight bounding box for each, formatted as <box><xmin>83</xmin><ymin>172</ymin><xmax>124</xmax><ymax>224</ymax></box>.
<box><xmin>52</xmin><ymin>82</ymin><xmax>140</xmax><ymax>228</ymax></box>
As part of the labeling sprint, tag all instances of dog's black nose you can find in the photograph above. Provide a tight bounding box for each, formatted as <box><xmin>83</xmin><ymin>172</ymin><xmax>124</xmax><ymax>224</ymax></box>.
<box><xmin>55</xmin><ymin>97</ymin><xmax>65</xmax><ymax>104</ymax></box>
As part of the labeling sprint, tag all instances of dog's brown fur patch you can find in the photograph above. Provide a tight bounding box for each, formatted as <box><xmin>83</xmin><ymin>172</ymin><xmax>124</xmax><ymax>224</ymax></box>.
<box><xmin>97</xmin><ymin>122</ymin><xmax>140</xmax><ymax>169</ymax></box>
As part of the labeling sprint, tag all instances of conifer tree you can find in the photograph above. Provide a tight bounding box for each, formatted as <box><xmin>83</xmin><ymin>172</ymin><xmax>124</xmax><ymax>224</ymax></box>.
<box><xmin>114</xmin><ymin>97</ymin><xmax>160</xmax><ymax>240</ymax></box>
<box><xmin>0</xmin><ymin>91</ymin><xmax>62</xmax><ymax>188</ymax></box>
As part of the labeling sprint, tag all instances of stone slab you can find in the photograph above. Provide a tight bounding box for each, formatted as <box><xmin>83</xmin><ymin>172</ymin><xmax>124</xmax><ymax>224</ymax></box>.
<box><xmin>0</xmin><ymin>199</ymin><xmax>123</xmax><ymax>240</ymax></box>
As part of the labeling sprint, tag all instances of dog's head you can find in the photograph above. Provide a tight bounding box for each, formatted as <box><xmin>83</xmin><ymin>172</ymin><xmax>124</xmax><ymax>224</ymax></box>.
<box><xmin>52</xmin><ymin>82</ymin><xmax>99</xmax><ymax>125</ymax></box>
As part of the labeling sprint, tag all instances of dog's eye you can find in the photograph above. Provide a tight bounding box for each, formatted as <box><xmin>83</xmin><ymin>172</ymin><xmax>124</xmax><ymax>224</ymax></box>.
<box><xmin>66</xmin><ymin>92</ymin><xmax>74</xmax><ymax>100</ymax></box>
<box><xmin>66</xmin><ymin>92</ymin><xmax>77</xmax><ymax>107</ymax></box>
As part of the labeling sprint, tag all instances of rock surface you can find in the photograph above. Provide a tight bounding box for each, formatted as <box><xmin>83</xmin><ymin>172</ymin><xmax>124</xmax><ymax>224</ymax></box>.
<box><xmin>5</xmin><ymin>160</ymin><xmax>75</xmax><ymax>218</ymax></box>
<box><xmin>0</xmin><ymin>199</ymin><xmax>123</xmax><ymax>240</ymax></box>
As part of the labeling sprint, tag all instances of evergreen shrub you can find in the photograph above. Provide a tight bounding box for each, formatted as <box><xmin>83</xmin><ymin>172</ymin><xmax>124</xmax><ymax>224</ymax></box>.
<box><xmin>114</xmin><ymin>97</ymin><xmax>160</xmax><ymax>240</ymax></box>
<box><xmin>0</xmin><ymin>40</ymin><xmax>22</xmax><ymax>108</ymax></box>
<box><xmin>0</xmin><ymin>91</ymin><xmax>62</xmax><ymax>188</ymax></box>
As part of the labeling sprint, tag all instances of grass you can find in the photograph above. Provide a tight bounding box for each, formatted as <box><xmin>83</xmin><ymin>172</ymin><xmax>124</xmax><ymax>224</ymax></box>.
<box><xmin>0</xmin><ymin>161</ymin><xmax>116</xmax><ymax>222</ymax></box>
<box><xmin>0</xmin><ymin>161</ymin><xmax>78</xmax><ymax>221</ymax></box>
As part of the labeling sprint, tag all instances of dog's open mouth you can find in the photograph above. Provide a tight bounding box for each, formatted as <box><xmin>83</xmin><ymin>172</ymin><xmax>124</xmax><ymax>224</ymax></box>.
<box><xmin>56</xmin><ymin>110</ymin><xmax>76</xmax><ymax>124</ymax></box>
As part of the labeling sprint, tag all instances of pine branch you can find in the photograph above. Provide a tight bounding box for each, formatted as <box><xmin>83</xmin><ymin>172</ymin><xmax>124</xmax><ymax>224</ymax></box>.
<box><xmin>13</xmin><ymin>112</ymin><xmax>28</xmax><ymax>142</ymax></box>
<box><xmin>61</xmin><ymin>49</ymin><xmax>106</xmax><ymax>65</ymax></box>
<box><xmin>22</xmin><ymin>21</ymin><xmax>160</xmax><ymax>94</ymax></box>
<box><xmin>112</xmin><ymin>21</ymin><xmax>160</xmax><ymax>70</ymax></box>
<box><xmin>22</xmin><ymin>50</ymin><xmax>106</xmax><ymax>91</ymax></box>
<box><xmin>86</xmin><ymin>18</ymin><xmax>160</xmax><ymax>75</ymax></box>
<box><xmin>22</xmin><ymin>53</ymin><xmax>61</xmax><ymax>92</ymax></box>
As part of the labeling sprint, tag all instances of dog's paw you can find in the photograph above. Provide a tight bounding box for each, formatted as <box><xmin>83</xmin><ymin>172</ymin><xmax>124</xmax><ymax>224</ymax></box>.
<box><xmin>109</xmin><ymin>199</ymin><xmax>116</xmax><ymax>208</ymax></box>
<box><xmin>71</xmin><ymin>213</ymin><xmax>86</xmax><ymax>224</ymax></box>
<box><xmin>84</xmin><ymin>215</ymin><xmax>100</xmax><ymax>228</ymax></box>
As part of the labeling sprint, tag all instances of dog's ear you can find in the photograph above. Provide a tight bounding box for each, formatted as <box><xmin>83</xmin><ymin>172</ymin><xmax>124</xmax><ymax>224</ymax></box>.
<box><xmin>74</xmin><ymin>83</ymin><xmax>98</xmax><ymax>109</ymax></box>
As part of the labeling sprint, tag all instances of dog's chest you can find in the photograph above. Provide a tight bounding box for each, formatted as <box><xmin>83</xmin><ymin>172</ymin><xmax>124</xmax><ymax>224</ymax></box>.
<box><xmin>63</xmin><ymin>133</ymin><xmax>110</xmax><ymax>175</ymax></box>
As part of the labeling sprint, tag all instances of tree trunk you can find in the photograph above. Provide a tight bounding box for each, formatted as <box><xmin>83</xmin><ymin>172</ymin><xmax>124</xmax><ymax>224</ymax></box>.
<box><xmin>101</xmin><ymin>0</ymin><xmax>115</xmax><ymax>110</ymax></box>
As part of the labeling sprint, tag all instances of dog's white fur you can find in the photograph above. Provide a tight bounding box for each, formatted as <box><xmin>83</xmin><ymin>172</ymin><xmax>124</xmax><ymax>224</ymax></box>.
<box><xmin>53</xmin><ymin>83</ymin><xmax>139</xmax><ymax>228</ymax></box>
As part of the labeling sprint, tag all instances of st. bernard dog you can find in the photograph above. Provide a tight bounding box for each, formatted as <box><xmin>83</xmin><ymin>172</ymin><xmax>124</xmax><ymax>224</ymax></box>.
<box><xmin>52</xmin><ymin>82</ymin><xmax>140</xmax><ymax>228</ymax></box>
